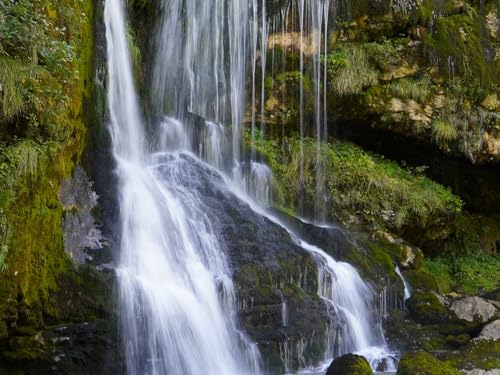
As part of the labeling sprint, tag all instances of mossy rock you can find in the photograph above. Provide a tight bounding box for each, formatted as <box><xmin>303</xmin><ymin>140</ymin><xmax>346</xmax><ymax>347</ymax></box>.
<box><xmin>397</xmin><ymin>351</ymin><xmax>460</xmax><ymax>375</ymax></box>
<box><xmin>445</xmin><ymin>333</ymin><xmax>470</xmax><ymax>348</ymax></box>
<box><xmin>442</xmin><ymin>340</ymin><xmax>500</xmax><ymax>371</ymax></box>
<box><xmin>326</xmin><ymin>354</ymin><xmax>374</xmax><ymax>375</ymax></box>
<box><xmin>407</xmin><ymin>291</ymin><xmax>448</xmax><ymax>324</ymax></box>
<box><xmin>405</xmin><ymin>270</ymin><xmax>439</xmax><ymax>292</ymax></box>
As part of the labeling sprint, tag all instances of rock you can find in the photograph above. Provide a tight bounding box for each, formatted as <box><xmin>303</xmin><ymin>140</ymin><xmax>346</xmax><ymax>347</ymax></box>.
<box><xmin>397</xmin><ymin>351</ymin><xmax>460</xmax><ymax>375</ymax></box>
<box><xmin>476</xmin><ymin>320</ymin><xmax>500</xmax><ymax>341</ymax></box>
<box><xmin>400</xmin><ymin>244</ymin><xmax>423</xmax><ymax>270</ymax></box>
<box><xmin>462</xmin><ymin>370</ymin><xmax>500</xmax><ymax>375</ymax></box>
<box><xmin>407</xmin><ymin>291</ymin><xmax>449</xmax><ymax>324</ymax></box>
<box><xmin>326</xmin><ymin>354</ymin><xmax>374</xmax><ymax>375</ymax></box>
<box><xmin>482</xmin><ymin>289</ymin><xmax>500</xmax><ymax>302</ymax></box>
<box><xmin>450</xmin><ymin>297</ymin><xmax>498</xmax><ymax>324</ymax></box>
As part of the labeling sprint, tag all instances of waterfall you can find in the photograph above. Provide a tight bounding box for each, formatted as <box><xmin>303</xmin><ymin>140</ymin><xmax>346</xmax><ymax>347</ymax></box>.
<box><xmin>104</xmin><ymin>0</ymin><xmax>261</xmax><ymax>374</ymax></box>
<box><xmin>395</xmin><ymin>266</ymin><xmax>412</xmax><ymax>302</ymax></box>
<box><xmin>105</xmin><ymin>0</ymin><xmax>399</xmax><ymax>372</ymax></box>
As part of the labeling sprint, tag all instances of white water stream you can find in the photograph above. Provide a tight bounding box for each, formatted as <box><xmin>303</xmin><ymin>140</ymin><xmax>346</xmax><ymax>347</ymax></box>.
<box><xmin>104</xmin><ymin>0</ymin><xmax>400</xmax><ymax>373</ymax></box>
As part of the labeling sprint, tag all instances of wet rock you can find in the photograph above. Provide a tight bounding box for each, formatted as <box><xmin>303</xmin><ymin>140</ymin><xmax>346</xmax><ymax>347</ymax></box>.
<box><xmin>450</xmin><ymin>297</ymin><xmax>498</xmax><ymax>324</ymax></box>
<box><xmin>326</xmin><ymin>353</ymin><xmax>374</xmax><ymax>375</ymax></box>
<box><xmin>397</xmin><ymin>351</ymin><xmax>460</xmax><ymax>375</ymax></box>
<box><xmin>476</xmin><ymin>320</ymin><xmax>500</xmax><ymax>341</ymax></box>
<box><xmin>59</xmin><ymin>166</ymin><xmax>105</xmax><ymax>265</ymax></box>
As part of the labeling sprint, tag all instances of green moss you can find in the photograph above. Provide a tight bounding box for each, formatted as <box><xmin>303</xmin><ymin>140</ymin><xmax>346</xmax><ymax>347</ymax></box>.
<box><xmin>327</xmin><ymin>354</ymin><xmax>374</xmax><ymax>375</ymax></box>
<box><xmin>443</xmin><ymin>340</ymin><xmax>500</xmax><ymax>371</ymax></box>
<box><xmin>405</xmin><ymin>269</ymin><xmax>439</xmax><ymax>292</ymax></box>
<box><xmin>397</xmin><ymin>351</ymin><xmax>460</xmax><ymax>375</ymax></box>
<box><xmin>0</xmin><ymin>0</ymin><xmax>94</xmax><ymax>341</ymax></box>
<box><xmin>407</xmin><ymin>291</ymin><xmax>448</xmax><ymax>324</ymax></box>
<box><xmin>423</xmin><ymin>7</ymin><xmax>497</xmax><ymax>85</ymax></box>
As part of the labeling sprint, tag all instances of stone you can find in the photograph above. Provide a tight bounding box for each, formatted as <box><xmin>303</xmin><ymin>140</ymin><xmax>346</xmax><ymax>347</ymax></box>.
<box><xmin>476</xmin><ymin>320</ymin><xmax>500</xmax><ymax>341</ymax></box>
<box><xmin>407</xmin><ymin>291</ymin><xmax>448</xmax><ymax>324</ymax></box>
<box><xmin>461</xmin><ymin>370</ymin><xmax>500</xmax><ymax>375</ymax></box>
<box><xmin>326</xmin><ymin>354</ymin><xmax>374</xmax><ymax>375</ymax></box>
<box><xmin>450</xmin><ymin>297</ymin><xmax>498</xmax><ymax>324</ymax></box>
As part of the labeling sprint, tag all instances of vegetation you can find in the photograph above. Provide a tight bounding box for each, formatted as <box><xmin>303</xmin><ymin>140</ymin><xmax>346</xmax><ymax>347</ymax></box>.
<box><xmin>432</xmin><ymin>119</ymin><xmax>458</xmax><ymax>148</ymax></box>
<box><xmin>424</xmin><ymin>253</ymin><xmax>500</xmax><ymax>295</ymax></box>
<box><xmin>390</xmin><ymin>78</ymin><xmax>432</xmax><ymax>103</ymax></box>
<box><xmin>248</xmin><ymin>130</ymin><xmax>463</xmax><ymax>233</ymax></box>
<box><xmin>325</xmin><ymin>45</ymin><xmax>378</xmax><ymax>96</ymax></box>
<box><xmin>0</xmin><ymin>0</ymin><xmax>94</xmax><ymax>340</ymax></box>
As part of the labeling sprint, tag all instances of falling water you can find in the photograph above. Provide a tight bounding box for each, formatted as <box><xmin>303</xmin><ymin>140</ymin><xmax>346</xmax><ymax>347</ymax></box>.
<box><xmin>395</xmin><ymin>266</ymin><xmax>412</xmax><ymax>302</ymax></box>
<box><xmin>105</xmin><ymin>0</ymin><xmax>261</xmax><ymax>374</ymax></box>
<box><xmin>107</xmin><ymin>0</ymin><xmax>400</xmax><ymax>372</ymax></box>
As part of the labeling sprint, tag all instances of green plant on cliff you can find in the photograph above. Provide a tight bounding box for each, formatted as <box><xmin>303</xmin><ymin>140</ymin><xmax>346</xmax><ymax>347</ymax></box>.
<box><xmin>0</xmin><ymin>58</ymin><xmax>28</xmax><ymax>120</ymax></box>
<box><xmin>248</xmin><ymin>131</ymin><xmax>463</xmax><ymax>232</ymax></box>
<box><xmin>327</xmin><ymin>44</ymin><xmax>378</xmax><ymax>96</ymax></box>
<box><xmin>432</xmin><ymin>118</ymin><xmax>458</xmax><ymax>149</ymax></box>
<box><xmin>390</xmin><ymin>77</ymin><xmax>432</xmax><ymax>103</ymax></box>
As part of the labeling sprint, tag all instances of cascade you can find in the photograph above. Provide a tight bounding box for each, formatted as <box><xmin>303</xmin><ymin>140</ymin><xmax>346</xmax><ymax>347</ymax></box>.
<box><xmin>105</xmin><ymin>0</ymin><xmax>261</xmax><ymax>374</ymax></box>
<box><xmin>106</xmin><ymin>0</ymin><xmax>401</xmax><ymax>372</ymax></box>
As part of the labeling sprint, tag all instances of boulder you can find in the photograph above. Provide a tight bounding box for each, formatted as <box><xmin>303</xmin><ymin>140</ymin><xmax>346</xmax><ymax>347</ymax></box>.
<box><xmin>477</xmin><ymin>320</ymin><xmax>500</xmax><ymax>341</ymax></box>
<box><xmin>397</xmin><ymin>351</ymin><xmax>460</xmax><ymax>375</ymax></box>
<box><xmin>326</xmin><ymin>354</ymin><xmax>373</xmax><ymax>375</ymax></box>
<box><xmin>450</xmin><ymin>297</ymin><xmax>498</xmax><ymax>324</ymax></box>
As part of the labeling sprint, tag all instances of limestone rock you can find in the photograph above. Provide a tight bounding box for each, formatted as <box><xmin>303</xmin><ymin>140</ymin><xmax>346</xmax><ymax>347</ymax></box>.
<box><xmin>477</xmin><ymin>320</ymin><xmax>500</xmax><ymax>341</ymax></box>
<box><xmin>450</xmin><ymin>297</ymin><xmax>498</xmax><ymax>324</ymax></box>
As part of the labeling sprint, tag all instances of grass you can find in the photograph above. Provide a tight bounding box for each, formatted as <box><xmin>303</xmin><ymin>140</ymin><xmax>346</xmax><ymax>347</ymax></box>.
<box><xmin>248</xmin><ymin>130</ymin><xmax>463</xmax><ymax>231</ymax></box>
<box><xmin>327</xmin><ymin>44</ymin><xmax>378</xmax><ymax>96</ymax></box>
<box><xmin>0</xmin><ymin>57</ymin><xmax>28</xmax><ymax>120</ymax></box>
<box><xmin>424</xmin><ymin>253</ymin><xmax>500</xmax><ymax>295</ymax></box>
<box><xmin>432</xmin><ymin>119</ymin><xmax>458</xmax><ymax>147</ymax></box>
<box><xmin>390</xmin><ymin>77</ymin><xmax>432</xmax><ymax>103</ymax></box>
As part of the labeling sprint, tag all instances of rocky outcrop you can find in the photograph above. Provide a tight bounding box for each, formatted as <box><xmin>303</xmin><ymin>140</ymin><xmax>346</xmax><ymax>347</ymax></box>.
<box><xmin>477</xmin><ymin>320</ymin><xmax>500</xmax><ymax>341</ymax></box>
<box><xmin>450</xmin><ymin>297</ymin><xmax>499</xmax><ymax>324</ymax></box>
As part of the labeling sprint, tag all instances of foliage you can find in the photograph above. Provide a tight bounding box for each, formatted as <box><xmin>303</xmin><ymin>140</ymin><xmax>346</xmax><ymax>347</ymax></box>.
<box><xmin>365</xmin><ymin>39</ymin><xmax>407</xmax><ymax>72</ymax></box>
<box><xmin>432</xmin><ymin>119</ymin><xmax>457</xmax><ymax>148</ymax></box>
<box><xmin>0</xmin><ymin>57</ymin><xmax>28</xmax><ymax>120</ymax></box>
<box><xmin>325</xmin><ymin>44</ymin><xmax>378</xmax><ymax>96</ymax></box>
<box><xmin>248</xmin><ymin>131</ymin><xmax>463</xmax><ymax>232</ymax></box>
<box><xmin>390</xmin><ymin>77</ymin><xmax>432</xmax><ymax>103</ymax></box>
